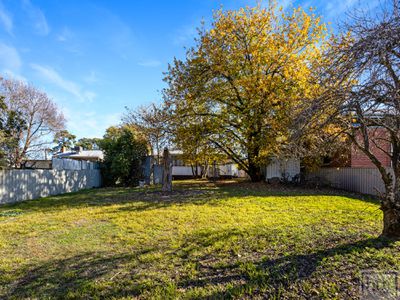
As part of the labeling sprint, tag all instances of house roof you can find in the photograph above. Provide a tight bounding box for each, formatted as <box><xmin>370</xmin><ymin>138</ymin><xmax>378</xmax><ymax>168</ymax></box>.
<box><xmin>54</xmin><ymin>150</ymin><xmax>104</xmax><ymax>161</ymax></box>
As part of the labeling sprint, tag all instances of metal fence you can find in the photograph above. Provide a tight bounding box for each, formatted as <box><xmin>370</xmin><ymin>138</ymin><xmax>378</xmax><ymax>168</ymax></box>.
<box><xmin>0</xmin><ymin>169</ymin><xmax>102</xmax><ymax>204</ymax></box>
<box><xmin>307</xmin><ymin>167</ymin><xmax>392</xmax><ymax>196</ymax></box>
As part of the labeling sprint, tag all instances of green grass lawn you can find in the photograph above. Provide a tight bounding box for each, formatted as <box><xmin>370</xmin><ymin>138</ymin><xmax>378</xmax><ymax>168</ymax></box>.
<box><xmin>0</xmin><ymin>180</ymin><xmax>399</xmax><ymax>299</ymax></box>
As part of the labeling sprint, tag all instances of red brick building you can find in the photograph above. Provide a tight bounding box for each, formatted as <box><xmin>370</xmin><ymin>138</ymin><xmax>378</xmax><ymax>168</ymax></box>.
<box><xmin>322</xmin><ymin>127</ymin><xmax>391</xmax><ymax>168</ymax></box>
<box><xmin>351</xmin><ymin>127</ymin><xmax>391</xmax><ymax>168</ymax></box>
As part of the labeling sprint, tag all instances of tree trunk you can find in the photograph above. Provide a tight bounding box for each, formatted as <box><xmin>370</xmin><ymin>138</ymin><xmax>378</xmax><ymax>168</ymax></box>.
<box><xmin>202</xmin><ymin>161</ymin><xmax>209</xmax><ymax>179</ymax></box>
<box><xmin>190</xmin><ymin>164</ymin><xmax>195</xmax><ymax>177</ymax></box>
<box><xmin>382</xmin><ymin>205</ymin><xmax>400</xmax><ymax>238</ymax></box>
<box><xmin>381</xmin><ymin>176</ymin><xmax>400</xmax><ymax>239</ymax></box>
<box><xmin>156</xmin><ymin>144</ymin><xmax>160</xmax><ymax>165</ymax></box>
<box><xmin>248</xmin><ymin>159</ymin><xmax>263</xmax><ymax>182</ymax></box>
<box><xmin>162</xmin><ymin>147</ymin><xmax>172</xmax><ymax>192</ymax></box>
<box><xmin>246</xmin><ymin>142</ymin><xmax>263</xmax><ymax>182</ymax></box>
<box><xmin>212</xmin><ymin>160</ymin><xmax>217</xmax><ymax>181</ymax></box>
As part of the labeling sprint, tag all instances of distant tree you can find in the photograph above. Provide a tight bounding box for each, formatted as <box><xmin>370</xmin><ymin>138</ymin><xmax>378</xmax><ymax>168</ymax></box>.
<box><xmin>305</xmin><ymin>1</ymin><xmax>400</xmax><ymax>238</ymax></box>
<box><xmin>123</xmin><ymin>103</ymin><xmax>168</xmax><ymax>164</ymax></box>
<box><xmin>98</xmin><ymin>125</ymin><xmax>148</xmax><ymax>186</ymax></box>
<box><xmin>52</xmin><ymin>130</ymin><xmax>76</xmax><ymax>153</ymax></box>
<box><xmin>163</xmin><ymin>3</ymin><xmax>328</xmax><ymax>181</ymax></box>
<box><xmin>0</xmin><ymin>78</ymin><xmax>65</xmax><ymax>167</ymax></box>
<box><xmin>75</xmin><ymin>137</ymin><xmax>100</xmax><ymax>150</ymax></box>
<box><xmin>0</xmin><ymin>95</ymin><xmax>27</xmax><ymax>168</ymax></box>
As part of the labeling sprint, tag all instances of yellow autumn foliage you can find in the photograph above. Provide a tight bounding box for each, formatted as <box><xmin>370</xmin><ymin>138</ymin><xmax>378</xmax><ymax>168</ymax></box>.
<box><xmin>164</xmin><ymin>1</ymin><xmax>331</xmax><ymax>180</ymax></box>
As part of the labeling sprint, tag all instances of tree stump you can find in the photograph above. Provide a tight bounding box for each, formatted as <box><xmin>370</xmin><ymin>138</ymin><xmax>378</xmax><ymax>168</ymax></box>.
<box><xmin>162</xmin><ymin>147</ymin><xmax>172</xmax><ymax>192</ymax></box>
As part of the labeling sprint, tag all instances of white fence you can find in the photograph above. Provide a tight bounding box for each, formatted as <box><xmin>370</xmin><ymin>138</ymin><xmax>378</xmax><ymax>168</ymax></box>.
<box><xmin>0</xmin><ymin>169</ymin><xmax>102</xmax><ymax>204</ymax></box>
<box><xmin>308</xmin><ymin>167</ymin><xmax>392</xmax><ymax>196</ymax></box>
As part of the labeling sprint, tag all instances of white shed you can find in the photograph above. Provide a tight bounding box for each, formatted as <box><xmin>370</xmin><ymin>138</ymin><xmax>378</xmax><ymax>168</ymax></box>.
<box><xmin>265</xmin><ymin>158</ymin><xmax>300</xmax><ymax>181</ymax></box>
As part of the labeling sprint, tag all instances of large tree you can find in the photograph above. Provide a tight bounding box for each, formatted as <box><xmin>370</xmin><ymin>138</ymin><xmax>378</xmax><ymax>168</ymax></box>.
<box><xmin>0</xmin><ymin>96</ymin><xmax>26</xmax><ymax>168</ymax></box>
<box><xmin>163</xmin><ymin>3</ymin><xmax>328</xmax><ymax>181</ymax></box>
<box><xmin>305</xmin><ymin>1</ymin><xmax>400</xmax><ymax>238</ymax></box>
<box><xmin>0</xmin><ymin>78</ymin><xmax>65</xmax><ymax>167</ymax></box>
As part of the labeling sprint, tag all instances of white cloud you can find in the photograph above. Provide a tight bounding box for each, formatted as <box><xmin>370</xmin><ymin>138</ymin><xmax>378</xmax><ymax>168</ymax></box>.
<box><xmin>0</xmin><ymin>1</ymin><xmax>12</xmax><ymax>35</ymax></box>
<box><xmin>0</xmin><ymin>43</ymin><xmax>27</xmax><ymax>81</ymax></box>
<box><xmin>22</xmin><ymin>0</ymin><xmax>50</xmax><ymax>36</ymax></box>
<box><xmin>138</xmin><ymin>59</ymin><xmax>162</xmax><ymax>67</ymax></box>
<box><xmin>0</xmin><ymin>43</ymin><xmax>22</xmax><ymax>71</ymax></box>
<box><xmin>31</xmin><ymin>63</ymin><xmax>96</xmax><ymax>102</ymax></box>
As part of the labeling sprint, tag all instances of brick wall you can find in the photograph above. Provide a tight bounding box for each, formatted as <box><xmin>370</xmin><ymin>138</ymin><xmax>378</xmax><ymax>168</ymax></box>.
<box><xmin>351</xmin><ymin>127</ymin><xmax>391</xmax><ymax>168</ymax></box>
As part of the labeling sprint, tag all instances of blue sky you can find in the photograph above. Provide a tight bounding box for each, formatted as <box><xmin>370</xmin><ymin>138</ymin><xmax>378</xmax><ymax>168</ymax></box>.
<box><xmin>0</xmin><ymin>0</ymin><xmax>380</xmax><ymax>139</ymax></box>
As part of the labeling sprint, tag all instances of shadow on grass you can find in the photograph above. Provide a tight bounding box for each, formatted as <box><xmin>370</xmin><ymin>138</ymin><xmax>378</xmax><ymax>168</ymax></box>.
<box><xmin>4</xmin><ymin>230</ymin><xmax>395</xmax><ymax>299</ymax></box>
<box><xmin>201</xmin><ymin>236</ymin><xmax>396</xmax><ymax>299</ymax></box>
<box><xmin>0</xmin><ymin>180</ymin><xmax>379</xmax><ymax>214</ymax></box>
<box><xmin>6</xmin><ymin>248</ymin><xmax>161</xmax><ymax>299</ymax></box>
<box><xmin>115</xmin><ymin>180</ymin><xmax>379</xmax><ymax>214</ymax></box>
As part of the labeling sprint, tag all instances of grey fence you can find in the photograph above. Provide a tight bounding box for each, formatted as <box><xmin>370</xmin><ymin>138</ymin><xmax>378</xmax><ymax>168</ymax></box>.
<box><xmin>0</xmin><ymin>169</ymin><xmax>102</xmax><ymax>204</ymax></box>
<box><xmin>308</xmin><ymin>167</ymin><xmax>392</xmax><ymax>196</ymax></box>
<box><xmin>52</xmin><ymin>158</ymin><xmax>99</xmax><ymax>170</ymax></box>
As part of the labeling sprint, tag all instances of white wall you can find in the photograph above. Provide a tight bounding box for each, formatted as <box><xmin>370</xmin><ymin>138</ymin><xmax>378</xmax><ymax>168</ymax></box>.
<box><xmin>172</xmin><ymin>164</ymin><xmax>239</xmax><ymax>177</ymax></box>
<box><xmin>172</xmin><ymin>166</ymin><xmax>201</xmax><ymax>176</ymax></box>
<box><xmin>207</xmin><ymin>163</ymin><xmax>239</xmax><ymax>177</ymax></box>
<box><xmin>0</xmin><ymin>169</ymin><xmax>102</xmax><ymax>204</ymax></box>
<box><xmin>265</xmin><ymin>158</ymin><xmax>300</xmax><ymax>180</ymax></box>
<box><xmin>172</xmin><ymin>160</ymin><xmax>302</xmax><ymax>180</ymax></box>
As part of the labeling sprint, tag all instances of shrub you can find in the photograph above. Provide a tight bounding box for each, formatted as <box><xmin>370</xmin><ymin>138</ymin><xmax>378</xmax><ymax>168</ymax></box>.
<box><xmin>99</xmin><ymin>125</ymin><xmax>148</xmax><ymax>186</ymax></box>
